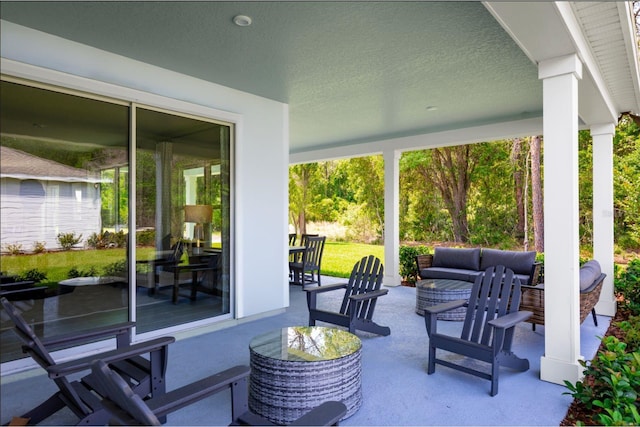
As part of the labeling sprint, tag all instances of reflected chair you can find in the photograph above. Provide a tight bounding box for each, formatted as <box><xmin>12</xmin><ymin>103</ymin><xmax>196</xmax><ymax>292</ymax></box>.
<box><xmin>136</xmin><ymin>240</ymin><xmax>186</xmax><ymax>297</ymax></box>
<box><xmin>423</xmin><ymin>265</ymin><xmax>532</xmax><ymax>396</ymax></box>
<box><xmin>289</xmin><ymin>236</ymin><xmax>325</xmax><ymax>287</ymax></box>
<box><xmin>306</xmin><ymin>255</ymin><xmax>390</xmax><ymax>336</ymax></box>
<box><xmin>91</xmin><ymin>360</ymin><xmax>347</xmax><ymax>426</ymax></box>
<box><xmin>0</xmin><ymin>297</ymin><xmax>175</xmax><ymax>425</ymax></box>
<box><xmin>172</xmin><ymin>252</ymin><xmax>222</xmax><ymax>304</ymax></box>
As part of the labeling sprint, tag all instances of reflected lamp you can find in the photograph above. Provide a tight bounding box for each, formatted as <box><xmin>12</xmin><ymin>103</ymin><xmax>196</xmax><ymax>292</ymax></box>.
<box><xmin>184</xmin><ymin>205</ymin><xmax>212</xmax><ymax>254</ymax></box>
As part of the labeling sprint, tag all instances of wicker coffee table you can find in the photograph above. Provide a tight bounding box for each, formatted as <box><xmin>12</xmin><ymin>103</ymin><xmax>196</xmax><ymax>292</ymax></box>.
<box><xmin>248</xmin><ymin>326</ymin><xmax>362</xmax><ymax>424</ymax></box>
<box><xmin>415</xmin><ymin>278</ymin><xmax>474</xmax><ymax>321</ymax></box>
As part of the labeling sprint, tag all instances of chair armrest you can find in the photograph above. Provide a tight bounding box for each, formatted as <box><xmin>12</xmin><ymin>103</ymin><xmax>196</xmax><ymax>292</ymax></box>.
<box><xmin>47</xmin><ymin>336</ymin><xmax>176</xmax><ymax>378</ymax></box>
<box><xmin>487</xmin><ymin>311</ymin><xmax>532</xmax><ymax>330</ymax></box>
<box><xmin>423</xmin><ymin>299</ymin><xmax>467</xmax><ymax>315</ymax></box>
<box><xmin>289</xmin><ymin>401</ymin><xmax>348</xmax><ymax>426</ymax></box>
<box><xmin>0</xmin><ymin>280</ymin><xmax>36</xmax><ymax>290</ymax></box>
<box><xmin>521</xmin><ymin>283</ymin><xmax>544</xmax><ymax>292</ymax></box>
<box><xmin>41</xmin><ymin>322</ymin><xmax>136</xmax><ymax>349</ymax></box>
<box><xmin>349</xmin><ymin>289</ymin><xmax>388</xmax><ymax>302</ymax></box>
<box><xmin>304</xmin><ymin>282</ymin><xmax>348</xmax><ymax>294</ymax></box>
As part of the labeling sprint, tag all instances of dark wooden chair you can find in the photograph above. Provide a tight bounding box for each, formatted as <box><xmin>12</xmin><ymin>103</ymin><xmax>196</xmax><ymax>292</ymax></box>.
<box><xmin>423</xmin><ymin>265</ymin><xmax>532</xmax><ymax>396</ymax></box>
<box><xmin>290</xmin><ymin>235</ymin><xmax>326</xmax><ymax>287</ymax></box>
<box><xmin>90</xmin><ymin>359</ymin><xmax>347</xmax><ymax>426</ymax></box>
<box><xmin>306</xmin><ymin>255</ymin><xmax>390</xmax><ymax>336</ymax></box>
<box><xmin>0</xmin><ymin>297</ymin><xmax>175</xmax><ymax>425</ymax></box>
<box><xmin>289</xmin><ymin>233</ymin><xmax>297</xmax><ymax>245</ymax></box>
<box><xmin>172</xmin><ymin>251</ymin><xmax>222</xmax><ymax>304</ymax></box>
<box><xmin>136</xmin><ymin>240</ymin><xmax>186</xmax><ymax>296</ymax></box>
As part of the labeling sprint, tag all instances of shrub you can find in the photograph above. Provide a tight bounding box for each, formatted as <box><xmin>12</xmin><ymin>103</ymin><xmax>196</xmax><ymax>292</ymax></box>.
<box><xmin>4</xmin><ymin>243</ymin><xmax>23</xmax><ymax>255</ymax></box>
<box><xmin>57</xmin><ymin>232</ymin><xmax>83</xmax><ymax>251</ymax></box>
<box><xmin>615</xmin><ymin>258</ymin><xmax>640</xmax><ymax>314</ymax></box>
<box><xmin>17</xmin><ymin>269</ymin><xmax>47</xmax><ymax>283</ymax></box>
<box><xmin>564</xmin><ymin>336</ymin><xmax>640</xmax><ymax>426</ymax></box>
<box><xmin>136</xmin><ymin>229</ymin><xmax>155</xmax><ymax>247</ymax></box>
<box><xmin>87</xmin><ymin>231</ymin><xmax>127</xmax><ymax>249</ymax></box>
<box><xmin>67</xmin><ymin>266</ymin><xmax>98</xmax><ymax>278</ymax></box>
<box><xmin>103</xmin><ymin>259</ymin><xmax>127</xmax><ymax>277</ymax></box>
<box><xmin>32</xmin><ymin>241</ymin><xmax>46</xmax><ymax>254</ymax></box>
<box><xmin>399</xmin><ymin>245</ymin><xmax>430</xmax><ymax>284</ymax></box>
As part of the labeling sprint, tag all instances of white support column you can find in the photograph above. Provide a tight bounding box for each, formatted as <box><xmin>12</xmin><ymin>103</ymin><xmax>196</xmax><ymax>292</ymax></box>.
<box><xmin>383</xmin><ymin>149</ymin><xmax>401</xmax><ymax>287</ymax></box>
<box><xmin>592</xmin><ymin>123</ymin><xmax>617</xmax><ymax>317</ymax></box>
<box><xmin>538</xmin><ymin>54</ymin><xmax>583</xmax><ymax>385</ymax></box>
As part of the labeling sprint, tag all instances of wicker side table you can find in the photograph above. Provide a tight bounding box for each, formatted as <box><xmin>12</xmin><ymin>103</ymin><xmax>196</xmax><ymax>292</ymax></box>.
<box><xmin>248</xmin><ymin>326</ymin><xmax>362</xmax><ymax>425</ymax></box>
<box><xmin>415</xmin><ymin>278</ymin><xmax>474</xmax><ymax>321</ymax></box>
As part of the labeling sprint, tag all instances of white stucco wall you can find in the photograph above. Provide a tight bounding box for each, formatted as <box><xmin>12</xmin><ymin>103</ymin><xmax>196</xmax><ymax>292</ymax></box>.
<box><xmin>0</xmin><ymin>20</ymin><xmax>290</xmax><ymax>320</ymax></box>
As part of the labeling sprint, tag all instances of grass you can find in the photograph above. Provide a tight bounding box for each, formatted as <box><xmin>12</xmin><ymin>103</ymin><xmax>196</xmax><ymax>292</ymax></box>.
<box><xmin>321</xmin><ymin>241</ymin><xmax>384</xmax><ymax>278</ymax></box>
<box><xmin>0</xmin><ymin>241</ymin><xmax>384</xmax><ymax>283</ymax></box>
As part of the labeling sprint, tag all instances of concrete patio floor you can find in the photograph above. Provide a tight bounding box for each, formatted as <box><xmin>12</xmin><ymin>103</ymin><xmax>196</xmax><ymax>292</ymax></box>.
<box><xmin>1</xmin><ymin>276</ymin><xmax>610</xmax><ymax>426</ymax></box>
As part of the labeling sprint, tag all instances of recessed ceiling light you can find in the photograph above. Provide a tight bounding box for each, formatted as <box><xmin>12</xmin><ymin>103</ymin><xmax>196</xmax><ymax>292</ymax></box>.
<box><xmin>425</xmin><ymin>106</ymin><xmax>438</xmax><ymax>112</ymax></box>
<box><xmin>233</xmin><ymin>15</ymin><xmax>252</xmax><ymax>27</ymax></box>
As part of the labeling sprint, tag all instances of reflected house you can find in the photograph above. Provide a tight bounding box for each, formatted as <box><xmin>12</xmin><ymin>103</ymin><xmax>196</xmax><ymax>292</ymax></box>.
<box><xmin>0</xmin><ymin>146</ymin><xmax>103</xmax><ymax>251</ymax></box>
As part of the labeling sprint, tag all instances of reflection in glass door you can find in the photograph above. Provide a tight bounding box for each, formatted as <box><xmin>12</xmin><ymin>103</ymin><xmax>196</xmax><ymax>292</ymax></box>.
<box><xmin>134</xmin><ymin>107</ymin><xmax>232</xmax><ymax>333</ymax></box>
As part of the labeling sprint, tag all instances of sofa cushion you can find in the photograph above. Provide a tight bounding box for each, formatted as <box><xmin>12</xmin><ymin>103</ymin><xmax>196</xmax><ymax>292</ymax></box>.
<box><xmin>432</xmin><ymin>247</ymin><xmax>481</xmax><ymax>271</ymax></box>
<box><xmin>418</xmin><ymin>267</ymin><xmax>478</xmax><ymax>283</ymax></box>
<box><xmin>480</xmin><ymin>249</ymin><xmax>536</xmax><ymax>275</ymax></box>
<box><xmin>580</xmin><ymin>260</ymin><xmax>602</xmax><ymax>291</ymax></box>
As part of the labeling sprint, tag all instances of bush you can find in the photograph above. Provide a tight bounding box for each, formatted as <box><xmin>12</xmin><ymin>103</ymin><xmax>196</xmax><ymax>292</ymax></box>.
<box><xmin>615</xmin><ymin>258</ymin><xmax>640</xmax><ymax>314</ymax></box>
<box><xmin>57</xmin><ymin>232</ymin><xmax>83</xmax><ymax>251</ymax></box>
<box><xmin>16</xmin><ymin>268</ymin><xmax>47</xmax><ymax>283</ymax></box>
<box><xmin>136</xmin><ymin>229</ymin><xmax>155</xmax><ymax>247</ymax></box>
<box><xmin>103</xmin><ymin>259</ymin><xmax>127</xmax><ymax>277</ymax></box>
<box><xmin>87</xmin><ymin>231</ymin><xmax>128</xmax><ymax>249</ymax></box>
<box><xmin>32</xmin><ymin>241</ymin><xmax>46</xmax><ymax>254</ymax></box>
<box><xmin>4</xmin><ymin>243</ymin><xmax>23</xmax><ymax>255</ymax></box>
<box><xmin>564</xmin><ymin>336</ymin><xmax>640</xmax><ymax>426</ymax></box>
<box><xmin>399</xmin><ymin>245</ymin><xmax>430</xmax><ymax>284</ymax></box>
<box><xmin>67</xmin><ymin>266</ymin><xmax>98</xmax><ymax>278</ymax></box>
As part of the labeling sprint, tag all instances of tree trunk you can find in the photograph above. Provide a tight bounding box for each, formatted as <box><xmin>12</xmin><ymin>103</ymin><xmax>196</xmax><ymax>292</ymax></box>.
<box><xmin>530</xmin><ymin>135</ymin><xmax>544</xmax><ymax>252</ymax></box>
<box><xmin>511</xmin><ymin>138</ymin><xmax>526</xmax><ymax>238</ymax></box>
<box><xmin>428</xmin><ymin>146</ymin><xmax>474</xmax><ymax>243</ymax></box>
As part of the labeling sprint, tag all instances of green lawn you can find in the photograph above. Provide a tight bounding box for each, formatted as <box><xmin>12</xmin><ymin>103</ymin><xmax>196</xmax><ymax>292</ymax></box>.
<box><xmin>0</xmin><ymin>241</ymin><xmax>384</xmax><ymax>283</ymax></box>
<box><xmin>321</xmin><ymin>241</ymin><xmax>384</xmax><ymax>278</ymax></box>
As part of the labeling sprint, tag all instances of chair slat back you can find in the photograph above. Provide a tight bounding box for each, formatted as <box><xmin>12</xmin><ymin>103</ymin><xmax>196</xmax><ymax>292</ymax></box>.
<box><xmin>92</xmin><ymin>360</ymin><xmax>160</xmax><ymax>426</ymax></box>
<box><xmin>302</xmin><ymin>236</ymin><xmax>325</xmax><ymax>269</ymax></box>
<box><xmin>340</xmin><ymin>255</ymin><xmax>384</xmax><ymax>319</ymax></box>
<box><xmin>288</xmin><ymin>233</ymin><xmax>297</xmax><ymax>245</ymax></box>
<box><xmin>461</xmin><ymin>266</ymin><xmax>522</xmax><ymax>346</ymax></box>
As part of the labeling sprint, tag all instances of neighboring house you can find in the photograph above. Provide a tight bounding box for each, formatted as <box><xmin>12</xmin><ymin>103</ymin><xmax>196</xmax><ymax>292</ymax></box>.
<box><xmin>0</xmin><ymin>146</ymin><xmax>102</xmax><ymax>252</ymax></box>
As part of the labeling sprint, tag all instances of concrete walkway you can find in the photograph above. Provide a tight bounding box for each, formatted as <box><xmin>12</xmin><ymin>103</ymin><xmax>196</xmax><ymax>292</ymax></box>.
<box><xmin>1</xmin><ymin>276</ymin><xmax>610</xmax><ymax>426</ymax></box>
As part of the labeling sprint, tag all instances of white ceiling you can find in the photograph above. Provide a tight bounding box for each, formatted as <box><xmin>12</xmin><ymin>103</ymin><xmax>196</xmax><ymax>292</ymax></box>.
<box><xmin>0</xmin><ymin>1</ymin><xmax>638</xmax><ymax>156</ymax></box>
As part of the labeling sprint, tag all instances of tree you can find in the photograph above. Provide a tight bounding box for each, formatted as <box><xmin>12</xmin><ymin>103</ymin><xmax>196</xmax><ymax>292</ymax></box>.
<box><xmin>289</xmin><ymin>163</ymin><xmax>320</xmax><ymax>236</ymax></box>
<box><xmin>530</xmin><ymin>136</ymin><xmax>544</xmax><ymax>252</ymax></box>
<box><xmin>344</xmin><ymin>155</ymin><xmax>385</xmax><ymax>242</ymax></box>
<box><xmin>419</xmin><ymin>146</ymin><xmax>476</xmax><ymax>243</ymax></box>
<box><xmin>511</xmin><ymin>138</ymin><xmax>526</xmax><ymax>238</ymax></box>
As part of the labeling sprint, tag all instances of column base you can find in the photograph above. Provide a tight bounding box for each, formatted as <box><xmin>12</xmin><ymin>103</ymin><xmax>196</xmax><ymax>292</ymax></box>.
<box><xmin>540</xmin><ymin>355</ymin><xmax>584</xmax><ymax>385</ymax></box>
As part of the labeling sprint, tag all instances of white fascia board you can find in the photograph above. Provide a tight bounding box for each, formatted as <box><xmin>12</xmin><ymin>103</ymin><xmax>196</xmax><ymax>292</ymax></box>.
<box><xmin>617</xmin><ymin>2</ymin><xmax>640</xmax><ymax>115</ymax></box>
<box><xmin>554</xmin><ymin>2</ymin><xmax>618</xmax><ymax>124</ymax></box>
<box><xmin>289</xmin><ymin>117</ymin><xmax>543</xmax><ymax>165</ymax></box>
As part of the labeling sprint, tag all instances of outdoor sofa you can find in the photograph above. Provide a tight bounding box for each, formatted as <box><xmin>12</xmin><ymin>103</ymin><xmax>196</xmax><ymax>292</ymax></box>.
<box><xmin>416</xmin><ymin>247</ymin><xmax>541</xmax><ymax>286</ymax></box>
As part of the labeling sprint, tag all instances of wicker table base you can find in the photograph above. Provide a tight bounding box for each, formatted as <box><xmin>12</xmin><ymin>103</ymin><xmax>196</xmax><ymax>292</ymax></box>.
<box><xmin>248</xmin><ymin>326</ymin><xmax>362</xmax><ymax>424</ymax></box>
<box><xmin>415</xmin><ymin>278</ymin><xmax>474</xmax><ymax>321</ymax></box>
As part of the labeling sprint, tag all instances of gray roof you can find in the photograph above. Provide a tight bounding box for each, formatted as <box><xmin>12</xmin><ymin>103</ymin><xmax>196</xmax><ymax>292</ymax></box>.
<box><xmin>0</xmin><ymin>146</ymin><xmax>102</xmax><ymax>183</ymax></box>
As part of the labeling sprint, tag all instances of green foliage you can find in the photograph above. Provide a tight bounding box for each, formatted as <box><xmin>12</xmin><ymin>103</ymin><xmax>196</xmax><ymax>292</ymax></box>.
<box><xmin>615</xmin><ymin>258</ymin><xmax>640</xmax><ymax>314</ymax></box>
<box><xmin>32</xmin><ymin>241</ymin><xmax>46</xmax><ymax>254</ymax></box>
<box><xmin>87</xmin><ymin>231</ymin><xmax>127</xmax><ymax>249</ymax></box>
<box><xmin>564</xmin><ymin>336</ymin><xmax>640</xmax><ymax>426</ymax></box>
<box><xmin>4</xmin><ymin>243</ymin><xmax>23</xmax><ymax>255</ymax></box>
<box><xmin>136</xmin><ymin>229</ymin><xmax>155</xmax><ymax>246</ymax></box>
<box><xmin>67</xmin><ymin>266</ymin><xmax>99</xmax><ymax>278</ymax></box>
<box><xmin>16</xmin><ymin>268</ymin><xmax>47</xmax><ymax>283</ymax></box>
<box><xmin>103</xmin><ymin>259</ymin><xmax>127</xmax><ymax>277</ymax></box>
<box><xmin>56</xmin><ymin>232</ymin><xmax>83</xmax><ymax>251</ymax></box>
<box><xmin>399</xmin><ymin>245</ymin><xmax>430</xmax><ymax>283</ymax></box>
<box><xmin>617</xmin><ymin>315</ymin><xmax>640</xmax><ymax>352</ymax></box>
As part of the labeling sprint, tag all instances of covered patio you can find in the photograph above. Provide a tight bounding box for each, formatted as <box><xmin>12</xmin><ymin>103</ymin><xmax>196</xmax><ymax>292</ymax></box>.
<box><xmin>1</xmin><ymin>0</ymin><xmax>639</xmax><ymax>395</ymax></box>
<box><xmin>1</xmin><ymin>277</ymin><xmax>610</xmax><ymax>426</ymax></box>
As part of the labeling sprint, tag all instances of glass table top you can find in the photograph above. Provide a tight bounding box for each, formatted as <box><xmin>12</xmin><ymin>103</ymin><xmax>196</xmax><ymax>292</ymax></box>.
<box><xmin>249</xmin><ymin>326</ymin><xmax>361</xmax><ymax>362</ymax></box>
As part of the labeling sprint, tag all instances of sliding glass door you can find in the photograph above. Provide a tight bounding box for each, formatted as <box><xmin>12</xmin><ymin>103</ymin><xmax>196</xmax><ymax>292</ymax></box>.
<box><xmin>0</xmin><ymin>78</ymin><xmax>233</xmax><ymax>363</ymax></box>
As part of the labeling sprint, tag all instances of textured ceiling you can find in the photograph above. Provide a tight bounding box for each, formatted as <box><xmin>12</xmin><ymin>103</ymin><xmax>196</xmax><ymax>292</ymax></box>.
<box><xmin>0</xmin><ymin>1</ymin><xmax>542</xmax><ymax>153</ymax></box>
